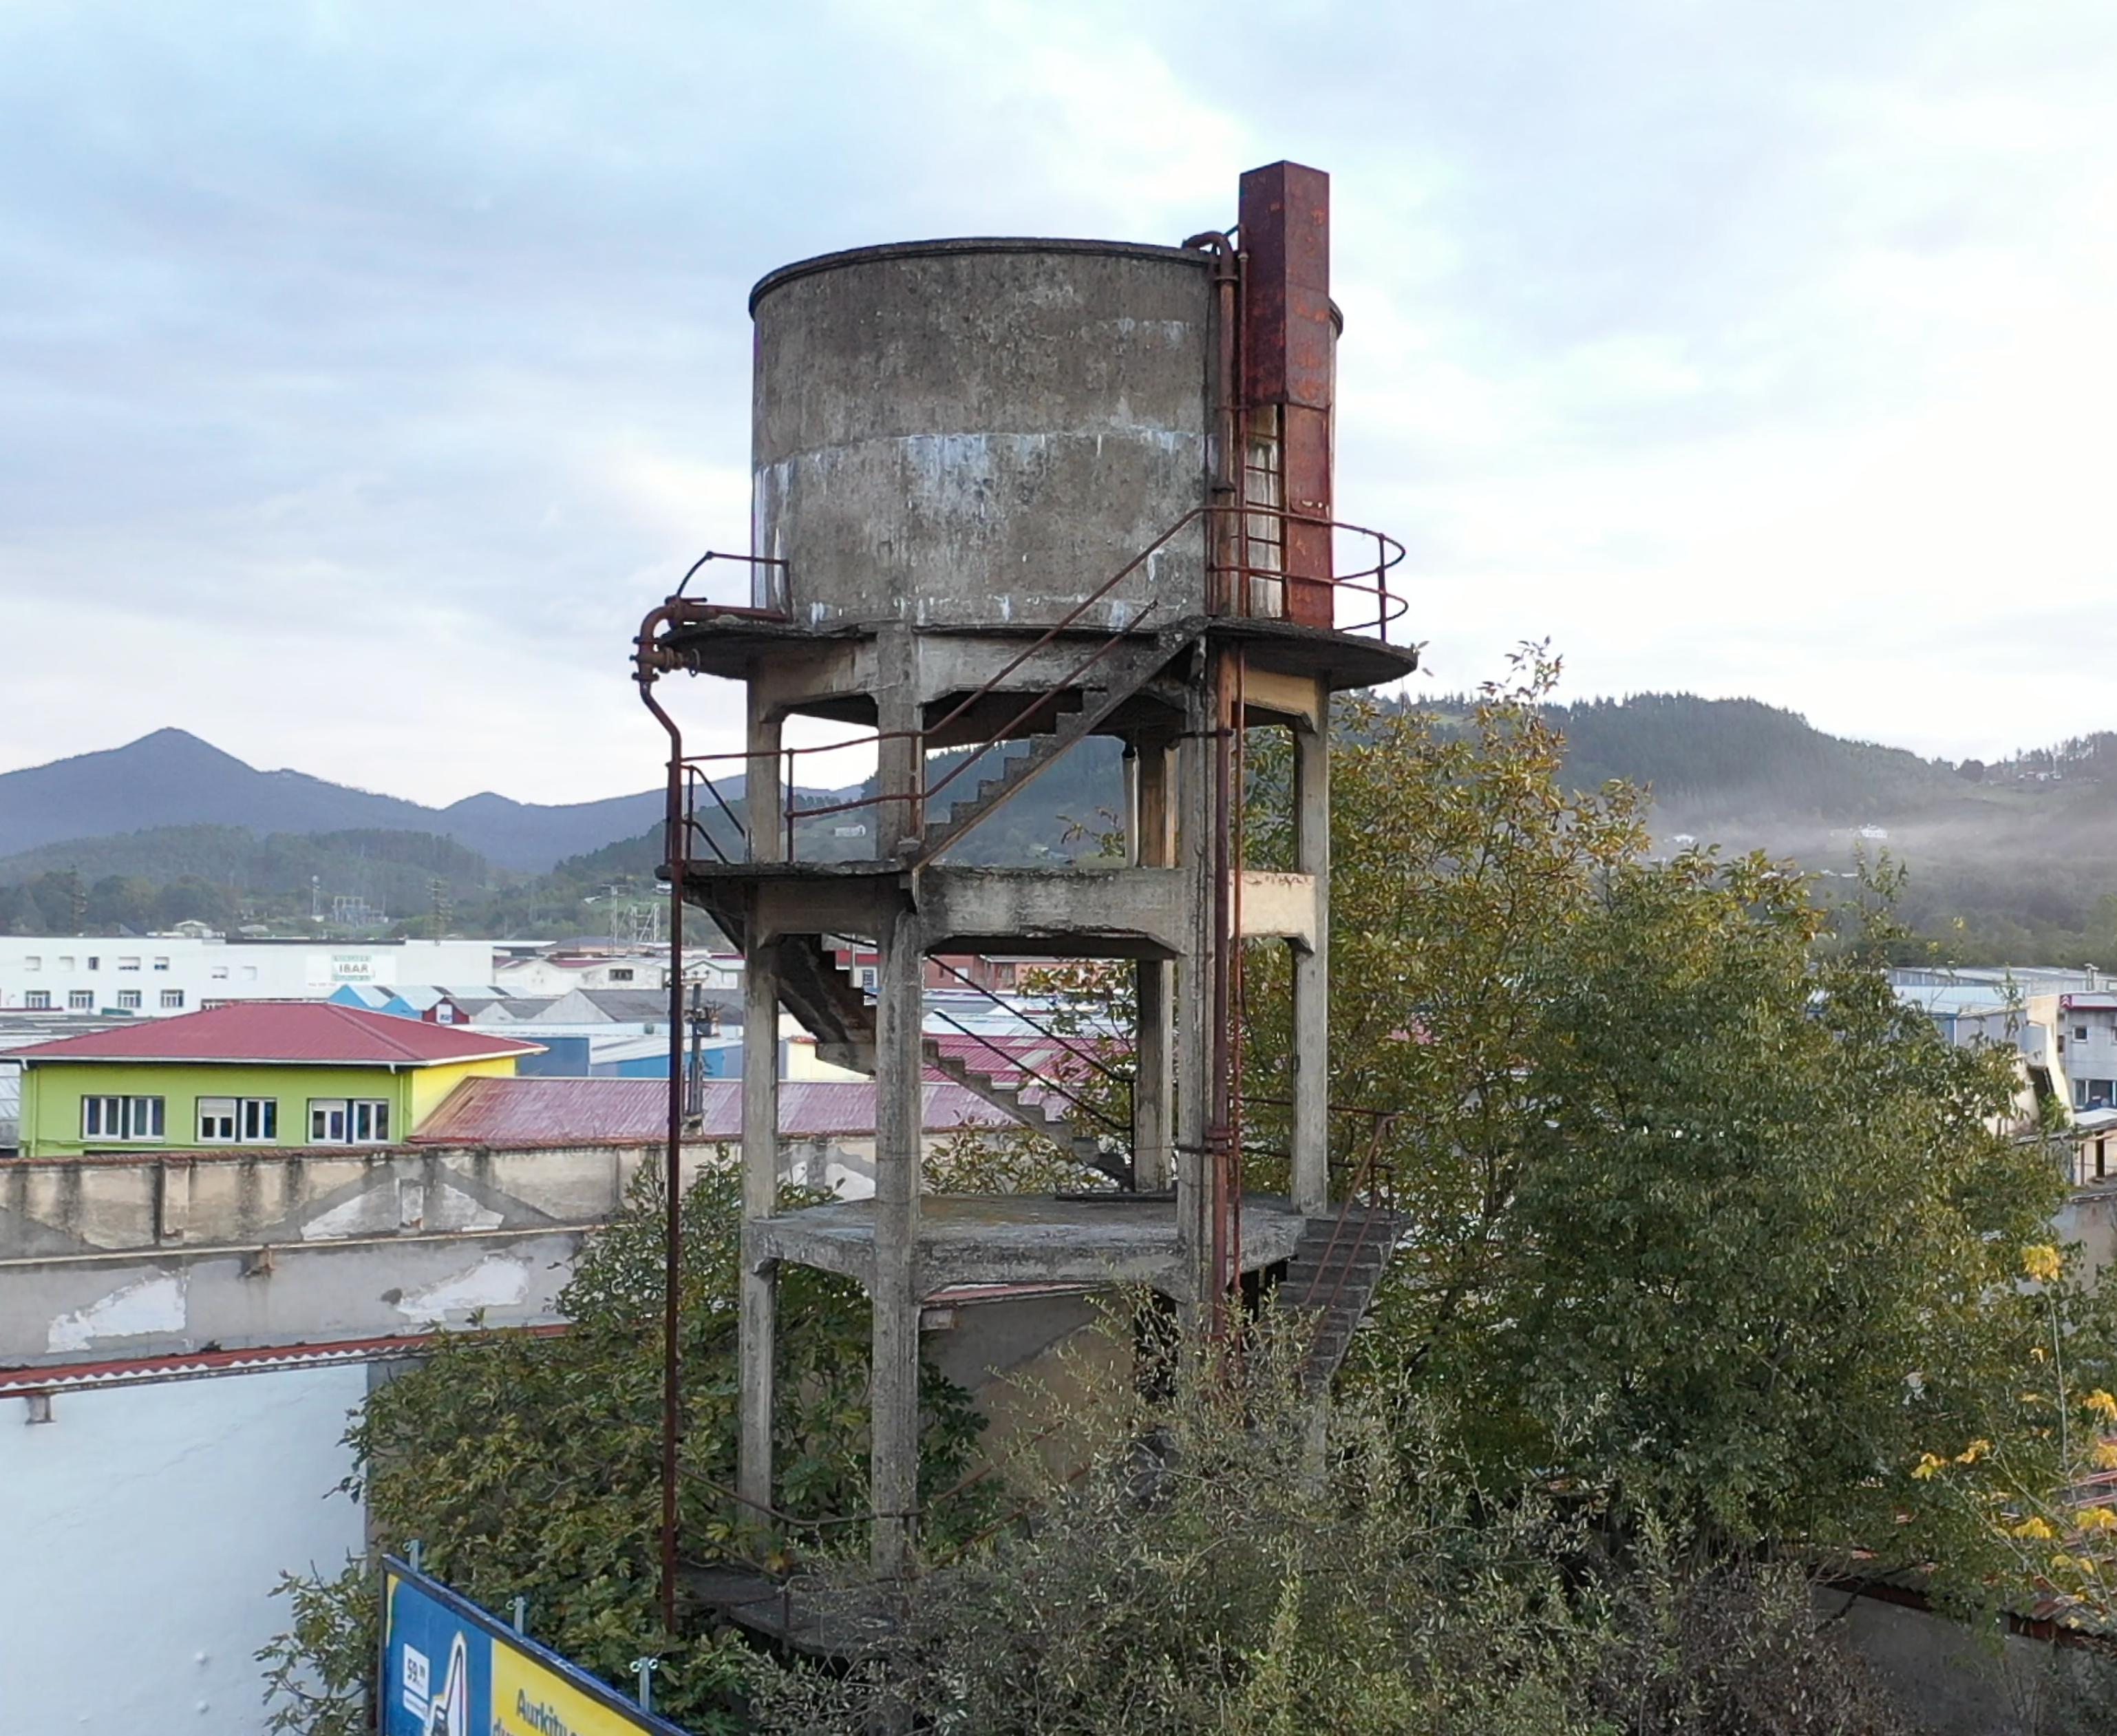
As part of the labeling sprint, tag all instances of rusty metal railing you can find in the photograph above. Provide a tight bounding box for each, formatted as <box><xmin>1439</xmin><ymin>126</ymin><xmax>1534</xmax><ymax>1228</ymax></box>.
<box><xmin>643</xmin><ymin>502</ymin><xmax>1409</xmax><ymax>870</ymax></box>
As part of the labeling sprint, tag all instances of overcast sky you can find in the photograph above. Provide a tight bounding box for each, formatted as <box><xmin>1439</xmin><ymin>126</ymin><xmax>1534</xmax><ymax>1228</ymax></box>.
<box><xmin>4</xmin><ymin>1</ymin><xmax>2114</xmax><ymax>806</ymax></box>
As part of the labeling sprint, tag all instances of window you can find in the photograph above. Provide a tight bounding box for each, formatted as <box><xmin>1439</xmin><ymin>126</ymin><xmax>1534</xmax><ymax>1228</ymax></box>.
<box><xmin>118</xmin><ymin>956</ymin><xmax>140</xmax><ymax>973</ymax></box>
<box><xmin>85</xmin><ymin>955</ymin><xmax>98</xmax><ymax>971</ymax></box>
<box><xmin>67</xmin><ymin>991</ymin><xmax>92</xmax><ymax>1011</ymax></box>
<box><xmin>23</xmin><ymin>955</ymin><xmax>40</xmax><ymax>971</ymax></box>
<box><xmin>210</xmin><ymin>966</ymin><xmax>228</xmax><ymax>980</ymax></box>
<box><xmin>81</xmin><ymin>1095</ymin><xmax>164</xmax><ymax>1141</ymax></box>
<box><xmin>153</xmin><ymin>957</ymin><xmax>170</xmax><ymax>972</ymax></box>
<box><xmin>57</xmin><ymin>956</ymin><xmax>73</xmax><ymax>970</ymax></box>
<box><xmin>608</xmin><ymin>968</ymin><xmax>634</xmax><ymax>982</ymax></box>
<box><xmin>309</xmin><ymin>1098</ymin><xmax>391</xmax><ymax>1144</ymax></box>
<box><xmin>198</xmin><ymin>1097</ymin><xmax>277</xmax><ymax>1143</ymax></box>
<box><xmin>159</xmin><ymin>990</ymin><xmax>184</xmax><ymax>1010</ymax></box>
<box><xmin>116</xmin><ymin>990</ymin><xmax>142</xmax><ymax>1010</ymax></box>
<box><xmin>23</xmin><ymin>990</ymin><xmax>50</xmax><ymax>1010</ymax></box>
<box><xmin>2078</xmin><ymin>1026</ymin><xmax>2091</xmax><ymax>1043</ymax></box>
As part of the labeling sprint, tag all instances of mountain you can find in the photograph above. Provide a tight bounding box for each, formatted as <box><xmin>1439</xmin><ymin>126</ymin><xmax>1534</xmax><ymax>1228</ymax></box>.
<box><xmin>15</xmin><ymin>706</ymin><xmax>2117</xmax><ymax>964</ymax></box>
<box><xmin>0</xmin><ymin>730</ymin><xmax>666</xmax><ymax>873</ymax></box>
<box><xmin>1526</xmin><ymin>695</ymin><xmax>2117</xmax><ymax>967</ymax></box>
<box><xmin>1543</xmin><ymin>695</ymin><xmax>1961</xmax><ymax>821</ymax></box>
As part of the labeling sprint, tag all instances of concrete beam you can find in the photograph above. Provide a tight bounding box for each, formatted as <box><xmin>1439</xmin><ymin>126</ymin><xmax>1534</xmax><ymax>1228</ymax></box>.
<box><xmin>1237</xmin><ymin>871</ymin><xmax>1319</xmax><ymax>946</ymax></box>
<box><xmin>920</xmin><ymin>866</ymin><xmax>1188</xmax><ymax>959</ymax></box>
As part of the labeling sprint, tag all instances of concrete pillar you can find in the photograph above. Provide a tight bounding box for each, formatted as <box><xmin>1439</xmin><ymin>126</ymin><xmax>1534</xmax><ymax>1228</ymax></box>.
<box><xmin>736</xmin><ymin>921</ymin><xmax>781</xmax><ymax>1523</ymax></box>
<box><xmin>875</xmin><ymin>628</ymin><xmax>924</xmax><ymax>856</ymax></box>
<box><xmin>1134</xmin><ymin>960</ymin><xmax>1173</xmax><ymax>1191</ymax></box>
<box><xmin>1133</xmin><ymin>739</ymin><xmax>1176</xmax><ymax>1193</ymax></box>
<box><xmin>1290</xmin><ymin>694</ymin><xmax>1330</xmax><ymax>1215</ymax></box>
<box><xmin>747</xmin><ymin>695</ymin><xmax>785</xmax><ymax>864</ymax></box>
<box><xmin>1176</xmin><ymin>678</ymin><xmax>1217</xmax><ymax>1316</ymax></box>
<box><xmin>869</xmin><ymin>904</ymin><xmax>925</xmax><ymax>1572</ymax></box>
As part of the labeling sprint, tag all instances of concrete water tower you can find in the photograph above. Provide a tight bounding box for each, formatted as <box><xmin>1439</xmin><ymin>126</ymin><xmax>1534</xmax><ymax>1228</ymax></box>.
<box><xmin>637</xmin><ymin>161</ymin><xmax>1414</xmax><ymax>1573</ymax></box>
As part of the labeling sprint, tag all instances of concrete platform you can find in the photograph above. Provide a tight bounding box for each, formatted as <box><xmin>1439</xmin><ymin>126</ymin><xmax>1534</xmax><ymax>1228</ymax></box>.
<box><xmin>744</xmin><ymin>1191</ymin><xmax>1308</xmax><ymax>1294</ymax></box>
<box><xmin>678</xmin><ymin>862</ymin><xmax>1195</xmax><ymax>960</ymax></box>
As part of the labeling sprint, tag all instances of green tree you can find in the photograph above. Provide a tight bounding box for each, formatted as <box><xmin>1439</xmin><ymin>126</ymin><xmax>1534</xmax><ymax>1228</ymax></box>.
<box><xmin>752</xmin><ymin>1313</ymin><xmax>1912</xmax><ymax>1736</ymax></box>
<box><xmin>84</xmin><ymin>874</ymin><xmax>158</xmax><ymax>931</ymax></box>
<box><xmin>1243</xmin><ymin>651</ymin><xmax>2096</xmax><ymax>1584</ymax></box>
<box><xmin>262</xmin><ymin>1161</ymin><xmax>989</xmax><ymax>1733</ymax></box>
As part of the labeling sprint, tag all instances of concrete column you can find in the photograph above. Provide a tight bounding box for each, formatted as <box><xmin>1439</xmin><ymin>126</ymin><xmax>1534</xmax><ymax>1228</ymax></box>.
<box><xmin>747</xmin><ymin>695</ymin><xmax>785</xmax><ymax>864</ymax></box>
<box><xmin>1133</xmin><ymin>739</ymin><xmax>1176</xmax><ymax>1193</ymax></box>
<box><xmin>736</xmin><ymin>921</ymin><xmax>782</xmax><ymax>1523</ymax></box>
<box><xmin>875</xmin><ymin>628</ymin><xmax>924</xmax><ymax>856</ymax></box>
<box><xmin>1175</xmin><ymin>678</ymin><xmax>1217</xmax><ymax>1316</ymax></box>
<box><xmin>1133</xmin><ymin>959</ymin><xmax>1173</xmax><ymax>1191</ymax></box>
<box><xmin>1290</xmin><ymin>694</ymin><xmax>1330</xmax><ymax>1216</ymax></box>
<box><xmin>869</xmin><ymin>905</ymin><xmax>925</xmax><ymax>1572</ymax></box>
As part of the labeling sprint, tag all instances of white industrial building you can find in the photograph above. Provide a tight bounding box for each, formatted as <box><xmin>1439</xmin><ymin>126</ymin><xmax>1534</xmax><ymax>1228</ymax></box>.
<box><xmin>0</xmin><ymin>936</ymin><xmax>498</xmax><ymax>1017</ymax></box>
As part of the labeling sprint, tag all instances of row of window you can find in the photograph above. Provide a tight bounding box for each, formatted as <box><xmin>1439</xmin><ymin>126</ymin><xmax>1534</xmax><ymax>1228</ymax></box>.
<box><xmin>79</xmin><ymin>1095</ymin><xmax>392</xmax><ymax>1145</ymax></box>
<box><xmin>16</xmin><ymin>956</ymin><xmax>257</xmax><ymax>980</ymax></box>
<box><xmin>23</xmin><ymin>989</ymin><xmax>183</xmax><ymax>1011</ymax></box>
<box><xmin>20</xmin><ymin>955</ymin><xmax>169</xmax><ymax>971</ymax></box>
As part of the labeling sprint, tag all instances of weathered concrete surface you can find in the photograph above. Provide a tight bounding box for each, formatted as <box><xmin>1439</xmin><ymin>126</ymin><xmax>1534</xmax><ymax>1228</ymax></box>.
<box><xmin>1237</xmin><ymin>870</ymin><xmax>1319</xmax><ymax>946</ymax></box>
<box><xmin>6</xmin><ymin>1230</ymin><xmax>588</xmax><ymax>1366</ymax></box>
<box><xmin>745</xmin><ymin>1192</ymin><xmax>1307</xmax><ymax>1296</ymax></box>
<box><xmin>0</xmin><ymin>1140</ymin><xmax>692</xmax><ymax>1369</ymax></box>
<box><xmin>2058</xmin><ymin>1182</ymin><xmax>2117</xmax><ymax>1287</ymax></box>
<box><xmin>752</xmin><ymin>240</ymin><xmax>1213</xmax><ymax>633</ymax></box>
<box><xmin>920</xmin><ymin>866</ymin><xmax>1189</xmax><ymax>958</ymax></box>
<box><xmin>0</xmin><ymin>1141</ymin><xmax>672</xmax><ymax>1260</ymax></box>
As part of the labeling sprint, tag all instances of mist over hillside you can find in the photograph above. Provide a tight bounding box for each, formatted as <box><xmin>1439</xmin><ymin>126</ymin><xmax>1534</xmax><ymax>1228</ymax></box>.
<box><xmin>1529</xmin><ymin>694</ymin><xmax>2117</xmax><ymax>966</ymax></box>
<box><xmin>6</xmin><ymin>708</ymin><xmax>2115</xmax><ymax>961</ymax></box>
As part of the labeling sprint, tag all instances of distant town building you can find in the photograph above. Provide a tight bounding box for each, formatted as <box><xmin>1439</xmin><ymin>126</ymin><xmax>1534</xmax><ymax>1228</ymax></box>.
<box><xmin>0</xmin><ymin>936</ymin><xmax>496</xmax><ymax>1017</ymax></box>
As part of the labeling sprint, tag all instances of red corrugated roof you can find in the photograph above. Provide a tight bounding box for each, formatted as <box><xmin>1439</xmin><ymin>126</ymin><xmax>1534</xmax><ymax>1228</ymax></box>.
<box><xmin>409</xmin><ymin>1075</ymin><xmax>1015</xmax><ymax>1146</ymax></box>
<box><xmin>10</xmin><ymin>1000</ymin><xmax>544</xmax><ymax>1066</ymax></box>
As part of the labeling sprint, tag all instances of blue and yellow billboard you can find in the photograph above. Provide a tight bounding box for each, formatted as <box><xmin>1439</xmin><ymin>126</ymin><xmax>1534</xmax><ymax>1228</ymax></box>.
<box><xmin>381</xmin><ymin>1558</ymin><xmax>689</xmax><ymax>1736</ymax></box>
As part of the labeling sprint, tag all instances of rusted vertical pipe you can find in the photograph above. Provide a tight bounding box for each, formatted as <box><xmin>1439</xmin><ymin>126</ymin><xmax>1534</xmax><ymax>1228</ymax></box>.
<box><xmin>636</xmin><ymin>658</ymin><xmax>686</xmax><ymax>1637</ymax></box>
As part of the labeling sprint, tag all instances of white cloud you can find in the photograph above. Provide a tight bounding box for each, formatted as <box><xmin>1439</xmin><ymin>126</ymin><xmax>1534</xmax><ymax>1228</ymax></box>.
<box><xmin>3</xmin><ymin>0</ymin><xmax>2116</xmax><ymax>808</ymax></box>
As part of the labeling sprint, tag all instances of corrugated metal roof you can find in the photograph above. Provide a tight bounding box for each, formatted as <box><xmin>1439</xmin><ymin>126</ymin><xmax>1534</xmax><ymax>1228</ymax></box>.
<box><xmin>409</xmin><ymin>1075</ymin><xmax>1015</xmax><ymax>1145</ymax></box>
<box><xmin>10</xmin><ymin>1000</ymin><xmax>545</xmax><ymax>1066</ymax></box>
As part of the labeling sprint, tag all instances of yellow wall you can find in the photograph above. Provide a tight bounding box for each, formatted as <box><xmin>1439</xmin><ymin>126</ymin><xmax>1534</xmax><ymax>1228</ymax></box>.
<box><xmin>407</xmin><ymin>1055</ymin><xmax>519</xmax><ymax>1126</ymax></box>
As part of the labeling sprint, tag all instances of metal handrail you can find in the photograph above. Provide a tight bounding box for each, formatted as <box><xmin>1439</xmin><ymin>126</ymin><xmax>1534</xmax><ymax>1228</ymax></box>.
<box><xmin>924</xmin><ymin>1005</ymin><xmax>1129</xmax><ymax>1137</ymax></box>
<box><xmin>655</xmin><ymin>502</ymin><xmax>1412</xmax><ymax>867</ymax></box>
<box><xmin>671</xmin><ymin>549</ymin><xmax>792</xmax><ymax>615</ymax></box>
<box><xmin>928</xmin><ymin>957</ymin><xmax>1135</xmax><ymax>1094</ymax></box>
<box><xmin>1288</xmin><ymin>1113</ymin><xmax>1400</xmax><ymax>1326</ymax></box>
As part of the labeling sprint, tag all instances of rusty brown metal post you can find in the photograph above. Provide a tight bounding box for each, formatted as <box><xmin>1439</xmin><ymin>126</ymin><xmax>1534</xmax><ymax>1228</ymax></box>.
<box><xmin>1239</xmin><ymin>162</ymin><xmax>1334</xmax><ymax>628</ymax></box>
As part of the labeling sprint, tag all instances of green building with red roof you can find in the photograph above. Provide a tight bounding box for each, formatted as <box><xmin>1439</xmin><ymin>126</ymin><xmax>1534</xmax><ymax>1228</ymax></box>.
<box><xmin>11</xmin><ymin>1001</ymin><xmax>543</xmax><ymax>1158</ymax></box>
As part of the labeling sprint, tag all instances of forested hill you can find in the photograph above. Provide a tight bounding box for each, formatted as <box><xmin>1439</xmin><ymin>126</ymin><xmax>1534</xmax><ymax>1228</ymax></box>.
<box><xmin>1540</xmin><ymin>694</ymin><xmax>1961</xmax><ymax>820</ymax></box>
<box><xmin>1417</xmin><ymin>690</ymin><xmax>2117</xmax><ymax>968</ymax></box>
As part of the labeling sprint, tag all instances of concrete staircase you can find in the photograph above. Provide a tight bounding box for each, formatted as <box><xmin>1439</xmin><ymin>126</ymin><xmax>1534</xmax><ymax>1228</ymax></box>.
<box><xmin>1280</xmin><ymin>1206</ymin><xmax>1401</xmax><ymax>1390</ymax></box>
<box><xmin>922</xmin><ymin>1039</ymin><xmax>1121</xmax><ymax>1184</ymax></box>
<box><xmin>694</xmin><ymin>910</ymin><xmax>1123</xmax><ymax>1184</ymax></box>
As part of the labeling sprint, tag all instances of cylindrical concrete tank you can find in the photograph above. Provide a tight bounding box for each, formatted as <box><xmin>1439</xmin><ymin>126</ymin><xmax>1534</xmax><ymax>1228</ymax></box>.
<box><xmin>749</xmin><ymin>240</ymin><xmax>1214</xmax><ymax>633</ymax></box>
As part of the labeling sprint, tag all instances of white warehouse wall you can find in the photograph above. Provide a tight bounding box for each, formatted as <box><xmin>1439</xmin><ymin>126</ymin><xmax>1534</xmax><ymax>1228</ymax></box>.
<box><xmin>0</xmin><ymin>1365</ymin><xmax>368</xmax><ymax>1731</ymax></box>
<box><xmin>0</xmin><ymin>936</ymin><xmax>498</xmax><ymax>1015</ymax></box>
